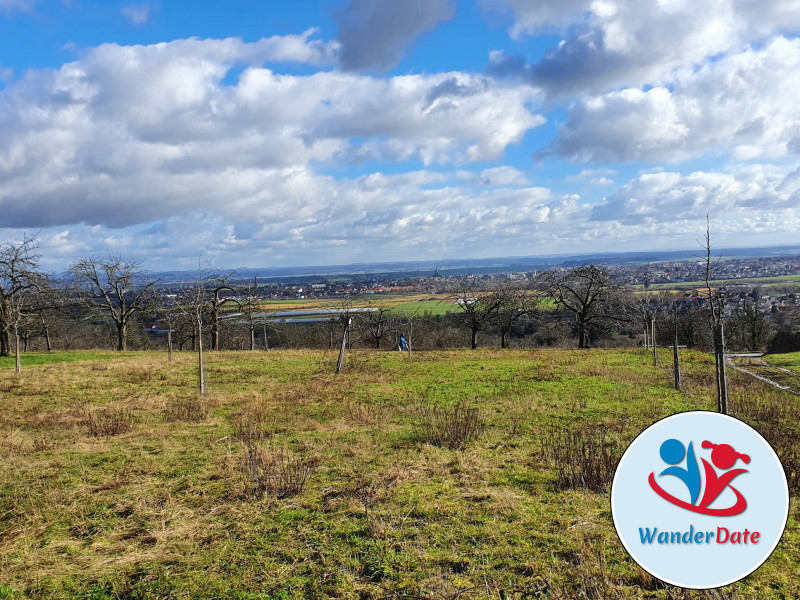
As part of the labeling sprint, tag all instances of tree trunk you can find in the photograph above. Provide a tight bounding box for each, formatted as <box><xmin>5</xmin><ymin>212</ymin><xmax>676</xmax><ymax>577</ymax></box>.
<box><xmin>652</xmin><ymin>317</ymin><xmax>657</xmax><ymax>367</ymax></box>
<box><xmin>117</xmin><ymin>322</ymin><xmax>127</xmax><ymax>351</ymax></box>
<box><xmin>211</xmin><ymin>321</ymin><xmax>219</xmax><ymax>351</ymax></box>
<box><xmin>500</xmin><ymin>328</ymin><xmax>508</xmax><ymax>349</ymax></box>
<box><xmin>14</xmin><ymin>321</ymin><xmax>21</xmax><ymax>376</ymax></box>
<box><xmin>211</xmin><ymin>290</ymin><xmax>221</xmax><ymax>351</ymax></box>
<box><xmin>336</xmin><ymin>318</ymin><xmax>351</xmax><ymax>374</ymax></box>
<box><xmin>167</xmin><ymin>327</ymin><xmax>173</xmax><ymax>362</ymax></box>
<box><xmin>0</xmin><ymin>327</ymin><xmax>9</xmax><ymax>357</ymax></box>
<box><xmin>263</xmin><ymin>322</ymin><xmax>269</xmax><ymax>350</ymax></box>
<box><xmin>577</xmin><ymin>322</ymin><xmax>588</xmax><ymax>349</ymax></box>
<box><xmin>197</xmin><ymin>319</ymin><xmax>205</xmax><ymax>395</ymax></box>
<box><xmin>407</xmin><ymin>320</ymin><xmax>413</xmax><ymax>358</ymax></box>
<box><xmin>673</xmin><ymin>320</ymin><xmax>681</xmax><ymax>391</ymax></box>
<box><xmin>716</xmin><ymin>322</ymin><xmax>728</xmax><ymax>414</ymax></box>
<box><xmin>249</xmin><ymin>325</ymin><xmax>255</xmax><ymax>351</ymax></box>
<box><xmin>41</xmin><ymin>314</ymin><xmax>51</xmax><ymax>352</ymax></box>
<box><xmin>470</xmin><ymin>328</ymin><xmax>478</xmax><ymax>350</ymax></box>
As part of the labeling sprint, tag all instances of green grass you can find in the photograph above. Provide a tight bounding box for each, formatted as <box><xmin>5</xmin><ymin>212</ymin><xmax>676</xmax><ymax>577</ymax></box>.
<box><xmin>1</xmin><ymin>348</ymin><xmax>798</xmax><ymax>599</ymax></box>
<box><xmin>631</xmin><ymin>274</ymin><xmax>800</xmax><ymax>292</ymax></box>
<box><xmin>387</xmin><ymin>298</ymin><xmax>456</xmax><ymax>316</ymax></box>
<box><xmin>0</xmin><ymin>350</ymin><xmax>123</xmax><ymax>368</ymax></box>
<box><xmin>762</xmin><ymin>351</ymin><xmax>800</xmax><ymax>371</ymax></box>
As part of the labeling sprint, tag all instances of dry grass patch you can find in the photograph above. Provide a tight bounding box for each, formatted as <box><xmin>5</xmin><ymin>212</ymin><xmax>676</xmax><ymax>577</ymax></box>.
<box><xmin>231</xmin><ymin>402</ymin><xmax>274</xmax><ymax>441</ymax></box>
<box><xmin>236</xmin><ymin>441</ymin><xmax>321</xmax><ymax>499</ymax></box>
<box><xmin>413</xmin><ymin>399</ymin><xmax>485</xmax><ymax>450</ymax></box>
<box><xmin>162</xmin><ymin>395</ymin><xmax>210</xmax><ymax>422</ymax></box>
<box><xmin>539</xmin><ymin>426</ymin><xmax>624</xmax><ymax>493</ymax></box>
<box><xmin>83</xmin><ymin>406</ymin><xmax>136</xmax><ymax>437</ymax></box>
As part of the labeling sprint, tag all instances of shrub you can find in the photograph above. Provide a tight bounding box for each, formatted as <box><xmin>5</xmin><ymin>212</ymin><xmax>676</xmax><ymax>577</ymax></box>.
<box><xmin>231</xmin><ymin>404</ymin><xmax>274</xmax><ymax>442</ymax></box>
<box><xmin>84</xmin><ymin>407</ymin><xmax>135</xmax><ymax>437</ymax></box>
<box><xmin>238</xmin><ymin>441</ymin><xmax>319</xmax><ymax>499</ymax></box>
<box><xmin>540</xmin><ymin>426</ymin><xmax>623</xmax><ymax>492</ymax></box>
<box><xmin>163</xmin><ymin>396</ymin><xmax>209</xmax><ymax>422</ymax></box>
<box><xmin>413</xmin><ymin>399</ymin><xmax>484</xmax><ymax>450</ymax></box>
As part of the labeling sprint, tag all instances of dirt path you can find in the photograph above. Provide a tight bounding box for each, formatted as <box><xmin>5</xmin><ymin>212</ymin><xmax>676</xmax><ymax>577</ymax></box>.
<box><xmin>726</xmin><ymin>353</ymin><xmax>800</xmax><ymax>397</ymax></box>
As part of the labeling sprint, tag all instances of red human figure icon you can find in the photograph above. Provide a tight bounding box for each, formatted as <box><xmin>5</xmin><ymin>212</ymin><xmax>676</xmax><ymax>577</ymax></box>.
<box><xmin>698</xmin><ymin>441</ymin><xmax>750</xmax><ymax>510</ymax></box>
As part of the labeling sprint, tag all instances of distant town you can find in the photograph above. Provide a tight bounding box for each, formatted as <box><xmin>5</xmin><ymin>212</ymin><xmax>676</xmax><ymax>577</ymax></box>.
<box><xmin>166</xmin><ymin>254</ymin><xmax>800</xmax><ymax>301</ymax></box>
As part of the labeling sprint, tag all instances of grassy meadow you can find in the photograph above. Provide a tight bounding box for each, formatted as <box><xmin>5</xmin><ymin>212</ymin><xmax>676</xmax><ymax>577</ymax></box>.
<box><xmin>0</xmin><ymin>348</ymin><xmax>798</xmax><ymax>599</ymax></box>
<box><xmin>260</xmin><ymin>294</ymin><xmax>458</xmax><ymax>317</ymax></box>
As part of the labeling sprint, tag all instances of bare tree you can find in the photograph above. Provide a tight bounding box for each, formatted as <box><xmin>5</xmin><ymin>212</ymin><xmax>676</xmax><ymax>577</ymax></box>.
<box><xmin>703</xmin><ymin>218</ymin><xmax>728</xmax><ymax>414</ymax></box>
<box><xmin>239</xmin><ymin>277</ymin><xmax>263</xmax><ymax>351</ymax></box>
<box><xmin>178</xmin><ymin>266</ymin><xmax>209</xmax><ymax>394</ymax></box>
<box><xmin>450</xmin><ymin>282</ymin><xmax>504</xmax><ymax>350</ymax></box>
<box><xmin>24</xmin><ymin>275</ymin><xmax>67</xmax><ymax>353</ymax></box>
<box><xmin>544</xmin><ymin>265</ymin><xmax>624</xmax><ymax>349</ymax></box>
<box><xmin>208</xmin><ymin>271</ymin><xmax>239</xmax><ymax>351</ymax></box>
<box><xmin>366</xmin><ymin>305</ymin><xmax>392</xmax><ymax>349</ymax></box>
<box><xmin>493</xmin><ymin>282</ymin><xmax>540</xmax><ymax>349</ymax></box>
<box><xmin>70</xmin><ymin>255</ymin><xmax>159</xmax><ymax>351</ymax></box>
<box><xmin>1</xmin><ymin>236</ymin><xmax>43</xmax><ymax>374</ymax></box>
<box><xmin>732</xmin><ymin>288</ymin><xmax>775</xmax><ymax>351</ymax></box>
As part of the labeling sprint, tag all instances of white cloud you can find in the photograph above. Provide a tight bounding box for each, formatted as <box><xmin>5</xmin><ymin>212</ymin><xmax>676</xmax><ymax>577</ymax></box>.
<box><xmin>0</xmin><ymin>37</ymin><xmax>543</xmax><ymax>237</ymax></box>
<box><xmin>475</xmin><ymin>166</ymin><xmax>528</xmax><ymax>186</ymax></box>
<box><xmin>481</xmin><ymin>0</ymin><xmax>593</xmax><ymax>38</ymax></box>
<box><xmin>591</xmin><ymin>165</ymin><xmax>800</xmax><ymax>225</ymax></box>
<box><xmin>546</xmin><ymin>37</ymin><xmax>800</xmax><ymax>162</ymax></box>
<box><xmin>0</xmin><ymin>63</ymin><xmax>12</xmax><ymax>83</ymax></box>
<box><xmin>487</xmin><ymin>0</ymin><xmax>800</xmax><ymax>97</ymax></box>
<box><xmin>10</xmin><ymin>162</ymin><xmax>800</xmax><ymax>270</ymax></box>
<box><xmin>121</xmin><ymin>2</ymin><xmax>159</xmax><ymax>26</ymax></box>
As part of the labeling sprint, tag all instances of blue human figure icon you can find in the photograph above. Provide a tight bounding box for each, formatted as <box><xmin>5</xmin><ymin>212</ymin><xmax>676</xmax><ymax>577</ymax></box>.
<box><xmin>658</xmin><ymin>439</ymin><xmax>701</xmax><ymax>505</ymax></box>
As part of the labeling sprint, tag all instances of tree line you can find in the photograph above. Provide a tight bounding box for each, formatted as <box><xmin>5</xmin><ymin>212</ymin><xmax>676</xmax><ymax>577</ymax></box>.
<box><xmin>2</xmin><ymin>237</ymin><xmax>799</xmax><ymax>368</ymax></box>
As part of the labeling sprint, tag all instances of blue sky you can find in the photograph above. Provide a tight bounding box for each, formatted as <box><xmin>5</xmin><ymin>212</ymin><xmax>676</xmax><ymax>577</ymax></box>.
<box><xmin>1</xmin><ymin>0</ymin><xmax>800</xmax><ymax>270</ymax></box>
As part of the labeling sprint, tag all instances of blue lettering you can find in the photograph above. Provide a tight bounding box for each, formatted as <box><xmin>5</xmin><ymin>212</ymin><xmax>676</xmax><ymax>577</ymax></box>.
<box><xmin>682</xmin><ymin>525</ymin><xmax>694</xmax><ymax>543</ymax></box>
<box><xmin>639</xmin><ymin>528</ymin><xmax>658</xmax><ymax>543</ymax></box>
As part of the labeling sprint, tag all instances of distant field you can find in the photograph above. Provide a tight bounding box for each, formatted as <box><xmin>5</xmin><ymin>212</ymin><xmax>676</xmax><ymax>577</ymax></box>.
<box><xmin>630</xmin><ymin>273</ymin><xmax>800</xmax><ymax>292</ymax></box>
<box><xmin>1</xmin><ymin>348</ymin><xmax>798</xmax><ymax>598</ymax></box>
<box><xmin>259</xmin><ymin>293</ymin><xmax>457</xmax><ymax>316</ymax></box>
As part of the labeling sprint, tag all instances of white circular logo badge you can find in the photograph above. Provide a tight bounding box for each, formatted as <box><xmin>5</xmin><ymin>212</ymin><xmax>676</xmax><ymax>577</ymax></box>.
<box><xmin>611</xmin><ymin>411</ymin><xmax>789</xmax><ymax>589</ymax></box>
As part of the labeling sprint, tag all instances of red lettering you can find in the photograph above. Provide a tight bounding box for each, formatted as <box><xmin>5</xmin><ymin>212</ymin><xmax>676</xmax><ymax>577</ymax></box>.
<box><xmin>715</xmin><ymin>527</ymin><xmax>760</xmax><ymax>544</ymax></box>
<box><xmin>716</xmin><ymin>527</ymin><xmax>729</xmax><ymax>543</ymax></box>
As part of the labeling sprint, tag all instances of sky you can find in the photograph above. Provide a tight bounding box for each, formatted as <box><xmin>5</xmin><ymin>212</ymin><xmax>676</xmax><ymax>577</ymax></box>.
<box><xmin>1</xmin><ymin>0</ymin><xmax>800</xmax><ymax>271</ymax></box>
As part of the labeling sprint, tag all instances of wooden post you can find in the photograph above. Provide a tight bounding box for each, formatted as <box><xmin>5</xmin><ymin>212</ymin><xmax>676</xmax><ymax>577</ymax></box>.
<box><xmin>717</xmin><ymin>322</ymin><xmax>728</xmax><ymax>414</ymax></box>
<box><xmin>652</xmin><ymin>316</ymin><xmax>657</xmax><ymax>367</ymax></box>
<box><xmin>336</xmin><ymin>317</ymin><xmax>351</xmax><ymax>374</ymax></box>
<box><xmin>167</xmin><ymin>326</ymin><xmax>173</xmax><ymax>362</ymax></box>
<box><xmin>408</xmin><ymin>320</ymin><xmax>413</xmax><ymax>358</ymax></box>
<box><xmin>197</xmin><ymin>318</ymin><xmax>205</xmax><ymax>395</ymax></box>
<box><xmin>673</xmin><ymin>318</ymin><xmax>681</xmax><ymax>391</ymax></box>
